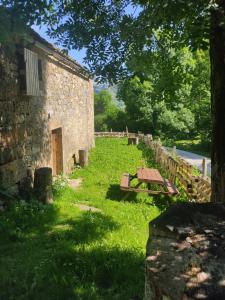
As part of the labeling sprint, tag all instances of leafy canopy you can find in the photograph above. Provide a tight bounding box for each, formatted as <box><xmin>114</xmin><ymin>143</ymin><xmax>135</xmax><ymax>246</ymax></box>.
<box><xmin>118</xmin><ymin>42</ymin><xmax>210</xmax><ymax>140</ymax></box>
<box><xmin>94</xmin><ymin>90</ymin><xmax>127</xmax><ymax>131</ymax></box>
<box><xmin>0</xmin><ymin>0</ymin><xmax>213</xmax><ymax>82</ymax></box>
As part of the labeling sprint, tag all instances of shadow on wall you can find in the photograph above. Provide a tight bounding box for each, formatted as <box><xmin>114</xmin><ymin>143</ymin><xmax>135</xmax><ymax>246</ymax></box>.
<box><xmin>0</xmin><ymin>203</ymin><xmax>144</xmax><ymax>300</ymax></box>
<box><xmin>0</xmin><ymin>38</ymin><xmax>50</xmax><ymax>195</ymax></box>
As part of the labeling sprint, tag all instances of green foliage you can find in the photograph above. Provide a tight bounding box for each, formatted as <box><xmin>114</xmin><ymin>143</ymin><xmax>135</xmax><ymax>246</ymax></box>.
<box><xmin>95</xmin><ymin>90</ymin><xmax>115</xmax><ymax>115</ymax></box>
<box><xmin>158</xmin><ymin>105</ymin><xmax>195</xmax><ymax>138</ymax></box>
<box><xmin>0</xmin><ymin>7</ymin><xmax>26</xmax><ymax>52</ymax></box>
<box><xmin>118</xmin><ymin>45</ymin><xmax>211</xmax><ymax>141</ymax></box>
<box><xmin>166</xmin><ymin>139</ymin><xmax>211</xmax><ymax>158</ymax></box>
<box><xmin>0</xmin><ymin>200</ymin><xmax>54</xmax><ymax>243</ymax></box>
<box><xmin>117</xmin><ymin>76</ymin><xmax>155</xmax><ymax>133</ymax></box>
<box><xmin>95</xmin><ymin>114</ymin><xmax>108</xmax><ymax>132</ymax></box>
<box><xmin>94</xmin><ymin>90</ymin><xmax>127</xmax><ymax>131</ymax></box>
<box><xmin>52</xmin><ymin>175</ymin><xmax>69</xmax><ymax>195</ymax></box>
<box><xmin>0</xmin><ymin>0</ymin><xmax>212</xmax><ymax>81</ymax></box>
<box><xmin>0</xmin><ymin>138</ymin><xmax>166</xmax><ymax>299</ymax></box>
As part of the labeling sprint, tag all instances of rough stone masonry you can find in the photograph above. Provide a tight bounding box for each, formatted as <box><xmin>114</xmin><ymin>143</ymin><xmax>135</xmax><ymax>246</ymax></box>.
<box><xmin>0</xmin><ymin>29</ymin><xmax>94</xmax><ymax>194</ymax></box>
<box><xmin>145</xmin><ymin>203</ymin><xmax>225</xmax><ymax>300</ymax></box>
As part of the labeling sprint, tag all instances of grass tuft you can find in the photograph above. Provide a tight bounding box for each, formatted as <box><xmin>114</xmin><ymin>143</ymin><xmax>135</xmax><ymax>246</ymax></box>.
<box><xmin>0</xmin><ymin>138</ymin><xmax>173</xmax><ymax>300</ymax></box>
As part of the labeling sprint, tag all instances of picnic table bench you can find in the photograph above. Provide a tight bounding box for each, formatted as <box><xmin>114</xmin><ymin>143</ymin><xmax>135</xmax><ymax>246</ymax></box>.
<box><xmin>120</xmin><ymin>167</ymin><xmax>178</xmax><ymax>199</ymax></box>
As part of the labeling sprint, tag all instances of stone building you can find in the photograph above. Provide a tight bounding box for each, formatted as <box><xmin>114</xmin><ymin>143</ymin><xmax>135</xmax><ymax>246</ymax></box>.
<box><xmin>0</xmin><ymin>29</ymin><xmax>95</xmax><ymax>193</ymax></box>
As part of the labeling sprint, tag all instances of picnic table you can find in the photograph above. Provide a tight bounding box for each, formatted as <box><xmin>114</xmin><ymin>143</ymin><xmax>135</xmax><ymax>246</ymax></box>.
<box><xmin>120</xmin><ymin>167</ymin><xmax>178</xmax><ymax>199</ymax></box>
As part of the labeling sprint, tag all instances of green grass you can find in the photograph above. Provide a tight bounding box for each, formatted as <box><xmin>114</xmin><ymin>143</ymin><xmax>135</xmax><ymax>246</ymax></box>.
<box><xmin>0</xmin><ymin>138</ymin><xmax>166</xmax><ymax>300</ymax></box>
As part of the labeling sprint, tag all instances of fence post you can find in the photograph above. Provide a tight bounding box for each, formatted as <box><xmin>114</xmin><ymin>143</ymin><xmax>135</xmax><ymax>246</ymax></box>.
<box><xmin>33</xmin><ymin>167</ymin><xmax>53</xmax><ymax>203</ymax></box>
<box><xmin>172</xmin><ymin>146</ymin><xmax>176</xmax><ymax>157</ymax></box>
<box><xmin>146</xmin><ymin>134</ymin><xmax>152</xmax><ymax>141</ymax></box>
<box><xmin>202</xmin><ymin>158</ymin><xmax>207</xmax><ymax>177</ymax></box>
<box><xmin>79</xmin><ymin>149</ymin><xmax>88</xmax><ymax>167</ymax></box>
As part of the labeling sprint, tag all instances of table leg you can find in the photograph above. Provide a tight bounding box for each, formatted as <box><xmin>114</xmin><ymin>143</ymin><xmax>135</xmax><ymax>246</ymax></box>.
<box><xmin>122</xmin><ymin>192</ymin><xmax>131</xmax><ymax>201</ymax></box>
<box><xmin>122</xmin><ymin>182</ymin><xmax>142</xmax><ymax>201</ymax></box>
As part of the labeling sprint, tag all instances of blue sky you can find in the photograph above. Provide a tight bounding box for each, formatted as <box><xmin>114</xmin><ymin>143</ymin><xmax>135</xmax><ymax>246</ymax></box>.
<box><xmin>32</xmin><ymin>24</ymin><xmax>87</xmax><ymax>66</ymax></box>
<box><xmin>32</xmin><ymin>4</ymin><xmax>141</xmax><ymax>68</ymax></box>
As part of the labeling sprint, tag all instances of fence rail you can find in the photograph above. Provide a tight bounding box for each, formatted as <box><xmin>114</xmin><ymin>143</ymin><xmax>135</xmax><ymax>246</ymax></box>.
<box><xmin>95</xmin><ymin>132</ymin><xmax>211</xmax><ymax>202</ymax></box>
<box><xmin>95</xmin><ymin>131</ymin><xmax>136</xmax><ymax>138</ymax></box>
<box><xmin>141</xmin><ymin>135</ymin><xmax>211</xmax><ymax>202</ymax></box>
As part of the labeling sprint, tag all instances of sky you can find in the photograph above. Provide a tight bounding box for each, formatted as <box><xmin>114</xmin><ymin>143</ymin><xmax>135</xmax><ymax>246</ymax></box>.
<box><xmin>32</xmin><ymin>3</ymin><xmax>141</xmax><ymax>68</ymax></box>
<box><xmin>32</xmin><ymin>24</ymin><xmax>87</xmax><ymax>66</ymax></box>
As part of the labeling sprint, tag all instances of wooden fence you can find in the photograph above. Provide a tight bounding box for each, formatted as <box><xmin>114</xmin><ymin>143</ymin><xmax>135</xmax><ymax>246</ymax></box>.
<box><xmin>141</xmin><ymin>135</ymin><xmax>211</xmax><ymax>203</ymax></box>
<box><xmin>94</xmin><ymin>132</ymin><xmax>211</xmax><ymax>202</ymax></box>
<box><xmin>95</xmin><ymin>131</ymin><xmax>137</xmax><ymax>138</ymax></box>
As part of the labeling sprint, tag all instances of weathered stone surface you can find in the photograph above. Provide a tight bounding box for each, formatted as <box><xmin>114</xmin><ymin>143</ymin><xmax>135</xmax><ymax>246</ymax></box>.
<box><xmin>0</xmin><ymin>36</ymin><xmax>94</xmax><ymax>193</ymax></box>
<box><xmin>33</xmin><ymin>167</ymin><xmax>53</xmax><ymax>203</ymax></box>
<box><xmin>145</xmin><ymin>203</ymin><xmax>225</xmax><ymax>300</ymax></box>
<box><xmin>68</xmin><ymin>178</ymin><xmax>82</xmax><ymax>190</ymax></box>
<box><xmin>79</xmin><ymin>149</ymin><xmax>88</xmax><ymax>167</ymax></box>
<box><xmin>18</xmin><ymin>168</ymin><xmax>34</xmax><ymax>200</ymax></box>
<box><xmin>75</xmin><ymin>204</ymin><xmax>101</xmax><ymax>212</ymax></box>
<box><xmin>0</xmin><ymin>159</ymin><xmax>27</xmax><ymax>187</ymax></box>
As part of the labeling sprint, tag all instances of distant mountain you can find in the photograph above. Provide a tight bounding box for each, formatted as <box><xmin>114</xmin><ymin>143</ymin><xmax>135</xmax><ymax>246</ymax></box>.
<box><xmin>94</xmin><ymin>83</ymin><xmax>108</xmax><ymax>94</ymax></box>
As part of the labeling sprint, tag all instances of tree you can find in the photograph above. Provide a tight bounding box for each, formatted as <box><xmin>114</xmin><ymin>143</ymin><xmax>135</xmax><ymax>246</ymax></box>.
<box><xmin>189</xmin><ymin>50</ymin><xmax>211</xmax><ymax>144</ymax></box>
<box><xmin>94</xmin><ymin>90</ymin><xmax>127</xmax><ymax>131</ymax></box>
<box><xmin>118</xmin><ymin>76</ymin><xmax>154</xmax><ymax>133</ymax></box>
<box><xmin>118</xmin><ymin>43</ymin><xmax>210</xmax><ymax>141</ymax></box>
<box><xmin>0</xmin><ymin>0</ymin><xmax>224</xmax><ymax>201</ymax></box>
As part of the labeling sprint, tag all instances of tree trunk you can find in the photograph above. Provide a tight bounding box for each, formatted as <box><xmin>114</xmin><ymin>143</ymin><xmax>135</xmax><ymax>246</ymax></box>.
<box><xmin>210</xmin><ymin>2</ymin><xmax>225</xmax><ymax>202</ymax></box>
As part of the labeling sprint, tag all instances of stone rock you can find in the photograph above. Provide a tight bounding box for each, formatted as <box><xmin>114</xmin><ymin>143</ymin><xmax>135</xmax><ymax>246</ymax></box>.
<box><xmin>68</xmin><ymin>178</ymin><xmax>82</xmax><ymax>190</ymax></box>
<box><xmin>145</xmin><ymin>203</ymin><xmax>225</xmax><ymax>300</ymax></box>
<box><xmin>79</xmin><ymin>149</ymin><xmax>88</xmax><ymax>167</ymax></box>
<box><xmin>18</xmin><ymin>168</ymin><xmax>34</xmax><ymax>200</ymax></box>
<box><xmin>0</xmin><ymin>40</ymin><xmax>94</xmax><ymax>191</ymax></box>
<box><xmin>75</xmin><ymin>204</ymin><xmax>101</xmax><ymax>212</ymax></box>
<box><xmin>33</xmin><ymin>167</ymin><xmax>53</xmax><ymax>203</ymax></box>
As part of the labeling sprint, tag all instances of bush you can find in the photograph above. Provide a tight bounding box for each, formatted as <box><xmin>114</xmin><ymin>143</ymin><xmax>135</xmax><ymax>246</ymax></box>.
<box><xmin>52</xmin><ymin>175</ymin><xmax>69</xmax><ymax>195</ymax></box>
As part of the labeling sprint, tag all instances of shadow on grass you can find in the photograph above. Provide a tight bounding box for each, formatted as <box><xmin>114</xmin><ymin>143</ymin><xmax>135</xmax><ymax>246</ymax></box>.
<box><xmin>106</xmin><ymin>183</ymin><xmax>173</xmax><ymax>213</ymax></box>
<box><xmin>48</xmin><ymin>211</ymin><xmax>120</xmax><ymax>244</ymax></box>
<box><xmin>149</xmin><ymin>194</ymin><xmax>171</xmax><ymax>211</ymax></box>
<box><xmin>106</xmin><ymin>184</ymin><xmax>138</xmax><ymax>202</ymax></box>
<box><xmin>50</xmin><ymin>246</ymin><xmax>144</xmax><ymax>300</ymax></box>
<box><xmin>137</xmin><ymin>142</ymin><xmax>187</xmax><ymax>210</ymax></box>
<box><xmin>0</xmin><ymin>200</ymin><xmax>59</xmax><ymax>244</ymax></box>
<box><xmin>0</xmin><ymin>201</ymin><xmax>143</xmax><ymax>300</ymax></box>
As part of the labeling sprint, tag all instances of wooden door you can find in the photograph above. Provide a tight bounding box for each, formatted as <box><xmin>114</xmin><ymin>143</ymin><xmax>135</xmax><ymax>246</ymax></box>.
<box><xmin>51</xmin><ymin>128</ymin><xmax>63</xmax><ymax>175</ymax></box>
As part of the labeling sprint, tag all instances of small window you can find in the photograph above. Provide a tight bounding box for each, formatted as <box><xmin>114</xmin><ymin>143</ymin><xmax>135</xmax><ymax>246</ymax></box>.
<box><xmin>24</xmin><ymin>48</ymin><xmax>40</xmax><ymax>96</ymax></box>
<box><xmin>17</xmin><ymin>52</ymin><xmax>26</xmax><ymax>92</ymax></box>
<box><xmin>38</xmin><ymin>59</ymin><xmax>43</xmax><ymax>81</ymax></box>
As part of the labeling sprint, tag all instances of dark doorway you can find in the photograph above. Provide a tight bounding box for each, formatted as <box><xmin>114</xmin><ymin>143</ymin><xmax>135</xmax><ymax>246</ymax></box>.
<box><xmin>51</xmin><ymin>128</ymin><xmax>63</xmax><ymax>175</ymax></box>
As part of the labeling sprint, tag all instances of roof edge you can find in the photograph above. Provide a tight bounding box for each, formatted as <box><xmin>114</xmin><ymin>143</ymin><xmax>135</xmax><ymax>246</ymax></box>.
<box><xmin>29</xmin><ymin>29</ymin><xmax>91</xmax><ymax>80</ymax></box>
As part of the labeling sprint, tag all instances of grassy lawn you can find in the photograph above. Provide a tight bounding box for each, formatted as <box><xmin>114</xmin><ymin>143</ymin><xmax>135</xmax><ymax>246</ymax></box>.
<box><xmin>0</xmin><ymin>138</ymin><xmax>167</xmax><ymax>300</ymax></box>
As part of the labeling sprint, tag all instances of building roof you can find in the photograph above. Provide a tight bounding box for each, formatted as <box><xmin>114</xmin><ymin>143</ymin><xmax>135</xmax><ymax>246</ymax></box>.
<box><xmin>30</xmin><ymin>29</ymin><xmax>91</xmax><ymax>80</ymax></box>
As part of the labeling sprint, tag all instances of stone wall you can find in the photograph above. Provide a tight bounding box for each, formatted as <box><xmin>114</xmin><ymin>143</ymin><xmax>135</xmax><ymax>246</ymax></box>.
<box><xmin>0</xmin><ymin>43</ymin><xmax>94</xmax><ymax>193</ymax></box>
<box><xmin>145</xmin><ymin>203</ymin><xmax>225</xmax><ymax>300</ymax></box>
<box><xmin>0</xmin><ymin>46</ymin><xmax>27</xmax><ymax>191</ymax></box>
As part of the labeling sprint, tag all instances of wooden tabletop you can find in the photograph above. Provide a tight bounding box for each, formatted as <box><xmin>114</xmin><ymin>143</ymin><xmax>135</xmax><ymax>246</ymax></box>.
<box><xmin>137</xmin><ymin>168</ymin><xmax>164</xmax><ymax>184</ymax></box>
